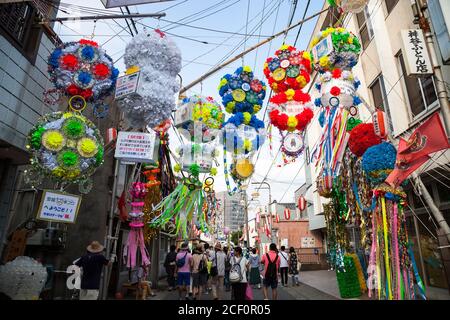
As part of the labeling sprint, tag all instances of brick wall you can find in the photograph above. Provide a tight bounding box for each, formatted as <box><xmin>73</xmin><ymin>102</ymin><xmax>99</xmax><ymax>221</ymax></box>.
<box><xmin>274</xmin><ymin>220</ymin><xmax>323</xmax><ymax>250</ymax></box>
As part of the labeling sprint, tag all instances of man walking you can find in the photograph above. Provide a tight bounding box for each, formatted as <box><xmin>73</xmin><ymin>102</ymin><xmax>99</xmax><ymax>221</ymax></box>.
<box><xmin>278</xmin><ymin>246</ymin><xmax>289</xmax><ymax>287</ymax></box>
<box><xmin>210</xmin><ymin>242</ymin><xmax>226</xmax><ymax>300</ymax></box>
<box><xmin>261</xmin><ymin>243</ymin><xmax>280</xmax><ymax>300</ymax></box>
<box><xmin>75</xmin><ymin>241</ymin><xmax>112</xmax><ymax>300</ymax></box>
<box><xmin>176</xmin><ymin>242</ymin><xmax>193</xmax><ymax>300</ymax></box>
<box><xmin>164</xmin><ymin>245</ymin><xmax>177</xmax><ymax>291</ymax></box>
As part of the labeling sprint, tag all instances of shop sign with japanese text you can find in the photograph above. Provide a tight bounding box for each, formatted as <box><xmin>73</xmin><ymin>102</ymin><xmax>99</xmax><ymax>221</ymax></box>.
<box><xmin>37</xmin><ymin>190</ymin><xmax>81</xmax><ymax>223</ymax></box>
<box><xmin>401</xmin><ymin>29</ymin><xmax>433</xmax><ymax>77</ymax></box>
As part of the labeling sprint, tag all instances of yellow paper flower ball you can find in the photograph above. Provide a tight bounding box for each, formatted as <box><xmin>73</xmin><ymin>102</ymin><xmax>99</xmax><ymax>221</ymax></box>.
<box><xmin>174</xmin><ymin>164</ymin><xmax>181</xmax><ymax>172</ymax></box>
<box><xmin>42</xmin><ymin>130</ymin><xmax>65</xmax><ymax>151</ymax></box>
<box><xmin>264</xmin><ymin>62</ymin><xmax>268</xmax><ymax>69</ymax></box>
<box><xmin>348</xmin><ymin>37</ymin><xmax>353</xmax><ymax>44</ymax></box>
<box><xmin>287</xmin><ymin>116</ymin><xmax>298</xmax><ymax>130</ymax></box>
<box><xmin>243</xmin><ymin>65</ymin><xmax>252</xmax><ymax>73</ymax></box>
<box><xmin>302</xmin><ymin>51</ymin><xmax>311</xmax><ymax>62</ymax></box>
<box><xmin>52</xmin><ymin>167</ymin><xmax>65</xmax><ymax>177</ymax></box>
<box><xmin>210</xmin><ymin>167</ymin><xmax>218</xmax><ymax>176</ymax></box>
<box><xmin>296</xmin><ymin>75</ymin><xmax>307</xmax><ymax>87</ymax></box>
<box><xmin>65</xmin><ymin>169</ymin><xmax>80</xmax><ymax>179</ymax></box>
<box><xmin>77</xmin><ymin>137</ymin><xmax>98</xmax><ymax>158</ymax></box>
<box><xmin>253</xmin><ymin>105</ymin><xmax>261</xmax><ymax>113</ymax></box>
<box><xmin>319</xmin><ymin>56</ymin><xmax>330</xmax><ymax>68</ymax></box>
<box><xmin>286</xmin><ymin>89</ymin><xmax>295</xmax><ymax>100</ymax></box>
<box><xmin>280</xmin><ymin>44</ymin><xmax>289</xmax><ymax>50</ymax></box>
<box><xmin>226</xmin><ymin>101</ymin><xmax>235</xmax><ymax>113</ymax></box>
<box><xmin>243</xmin><ymin>139</ymin><xmax>252</xmax><ymax>152</ymax></box>
<box><xmin>243</xmin><ymin>112</ymin><xmax>252</xmax><ymax>124</ymax></box>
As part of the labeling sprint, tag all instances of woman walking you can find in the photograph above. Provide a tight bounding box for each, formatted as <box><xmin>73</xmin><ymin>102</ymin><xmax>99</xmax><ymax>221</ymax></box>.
<box><xmin>289</xmin><ymin>247</ymin><xmax>300</xmax><ymax>286</ymax></box>
<box><xmin>248</xmin><ymin>248</ymin><xmax>261</xmax><ymax>289</ymax></box>
<box><xmin>191</xmin><ymin>244</ymin><xmax>208</xmax><ymax>300</ymax></box>
<box><xmin>230</xmin><ymin>246</ymin><xmax>249</xmax><ymax>300</ymax></box>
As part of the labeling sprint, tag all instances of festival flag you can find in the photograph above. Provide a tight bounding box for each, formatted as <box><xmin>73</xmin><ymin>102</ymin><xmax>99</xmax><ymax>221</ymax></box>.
<box><xmin>398</xmin><ymin>112</ymin><xmax>449</xmax><ymax>161</ymax></box>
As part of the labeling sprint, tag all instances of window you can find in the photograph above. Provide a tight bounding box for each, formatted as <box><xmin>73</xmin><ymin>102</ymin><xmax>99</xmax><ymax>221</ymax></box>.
<box><xmin>369</xmin><ymin>75</ymin><xmax>394</xmax><ymax>132</ymax></box>
<box><xmin>428</xmin><ymin>0</ymin><xmax>450</xmax><ymax>64</ymax></box>
<box><xmin>385</xmin><ymin>0</ymin><xmax>399</xmax><ymax>15</ymax></box>
<box><xmin>322</xmin><ymin>5</ymin><xmax>341</xmax><ymax>28</ymax></box>
<box><xmin>398</xmin><ymin>52</ymin><xmax>438</xmax><ymax>117</ymax></box>
<box><xmin>356</xmin><ymin>6</ymin><xmax>374</xmax><ymax>50</ymax></box>
<box><xmin>0</xmin><ymin>2</ymin><xmax>44</xmax><ymax>64</ymax></box>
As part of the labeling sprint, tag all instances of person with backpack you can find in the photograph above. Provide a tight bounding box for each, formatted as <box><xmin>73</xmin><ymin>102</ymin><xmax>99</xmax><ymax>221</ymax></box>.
<box><xmin>289</xmin><ymin>247</ymin><xmax>300</xmax><ymax>286</ymax></box>
<box><xmin>229</xmin><ymin>246</ymin><xmax>249</xmax><ymax>300</ymax></box>
<box><xmin>249</xmin><ymin>248</ymin><xmax>261</xmax><ymax>289</ymax></box>
<box><xmin>176</xmin><ymin>242</ymin><xmax>193</xmax><ymax>300</ymax></box>
<box><xmin>261</xmin><ymin>243</ymin><xmax>280</xmax><ymax>300</ymax></box>
<box><xmin>191</xmin><ymin>244</ymin><xmax>208</xmax><ymax>300</ymax></box>
<box><xmin>223</xmin><ymin>246</ymin><xmax>231</xmax><ymax>292</ymax></box>
<box><xmin>278</xmin><ymin>246</ymin><xmax>289</xmax><ymax>287</ymax></box>
<box><xmin>164</xmin><ymin>245</ymin><xmax>177</xmax><ymax>291</ymax></box>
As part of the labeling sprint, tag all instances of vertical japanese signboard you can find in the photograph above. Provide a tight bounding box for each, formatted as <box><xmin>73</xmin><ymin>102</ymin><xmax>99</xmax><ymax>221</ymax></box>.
<box><xmin>401</xmin><ymin>29</ymin><xmax>433</xmax><ymax>77</ymax></box>
<box><xmin>114</xmin><ymin>131</ymin><xmax>157</xmax><ymax>163</ymax></box>
<box><xmin>37</xmin><ymin>190</ymin><xmax>81</xmax><ymax>223</ymax></box>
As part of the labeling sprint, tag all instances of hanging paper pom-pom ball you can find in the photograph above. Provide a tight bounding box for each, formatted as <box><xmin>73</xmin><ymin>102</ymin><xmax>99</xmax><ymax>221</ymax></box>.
<box><xmin>309</xmin><ymin>27</ymin><xmax>361</xmax><ymax>72</ymax></box>
<box><xmin>346</xmin><ymin>117</ymin><xmax>362</xmax><ymax>131</ymax></box>
<box><xmin>264</xmin><ymin>45</ymin><xmax>312</xmax><ymax>93</ymax></box>
<box><xmin>27</xmin><ymin>112</ymin><xmax>104</xmax><ymax>184</ymax></box>
<box><xmin>117</xmin><ymin>31</ymin><xmax>182</xmax><ymax>129</ymax></box>
<box><xmin>218</xmin><ymin>66</ymin><xmax>266</xmax><ymax>115</ymax></box>
<box><xmin>348</xmin><ymin>123</ymin><xmax>382</xmax><ymax>157</ymax></box>
<box><xmin>47</xmin><ymin>39</ymin><xmax>118</xmax><ymax>101</ymax></box>
<box><xmin>362</xmin><ymin>142</ymin><xmax>397</xmax><ymax>185</ymax></box>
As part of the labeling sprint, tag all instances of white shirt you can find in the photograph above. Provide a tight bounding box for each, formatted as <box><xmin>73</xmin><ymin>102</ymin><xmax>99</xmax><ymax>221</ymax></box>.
<box><xmin>231</xmin><ymin>256</ymin><xmax>248</xmax><ymax>283</ymax></box>
<box><xmin>279</xmin><ymin>251</ymin><xmax>289</xmax><ymax>268</ymax></box>
<box><xmin>209</xmin><ymin>250</ymin><xmax>226</xmax><ymax>276</ymax></box>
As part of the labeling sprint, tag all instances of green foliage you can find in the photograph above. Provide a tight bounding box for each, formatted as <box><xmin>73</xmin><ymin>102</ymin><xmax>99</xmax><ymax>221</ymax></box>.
<box><xmin>231</xmin><ymin>230</ymin><xmax>243</xmax><ymax>246</ymax></box>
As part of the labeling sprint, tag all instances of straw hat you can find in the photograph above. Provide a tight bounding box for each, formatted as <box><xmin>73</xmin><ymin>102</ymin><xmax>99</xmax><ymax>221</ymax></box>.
<box><xmin>87</xmin><ymin>241</ymin><xmax>104</xmax><ymax>253</ymax></box>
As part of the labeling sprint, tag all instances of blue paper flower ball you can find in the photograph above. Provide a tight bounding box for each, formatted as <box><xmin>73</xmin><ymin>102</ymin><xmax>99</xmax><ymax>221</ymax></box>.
<box><xmin>362</xmin><ymin>142</ymin><xmax>397</xmax><ymax>185</ymax></box>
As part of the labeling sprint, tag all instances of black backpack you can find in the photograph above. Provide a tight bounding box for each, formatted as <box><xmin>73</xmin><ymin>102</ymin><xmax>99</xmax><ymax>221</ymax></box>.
<box><xmin>198</xmin><ymin>254</ymin><xmax>208</xmax><ymax>274</ymax></box>
<box><xmin>176</xmin><ymin>252</ymin><xmax>188</xmax><ymax>268</ymax></box>
<box><xmin>264</xmin><ymin>253</ymin><xmax>278</xmax><ymax>281</ymax></box>
<box><xmin>225</xmin><ymin>255</ymin><xmax>232</xmax><ymax>272</ymax></box>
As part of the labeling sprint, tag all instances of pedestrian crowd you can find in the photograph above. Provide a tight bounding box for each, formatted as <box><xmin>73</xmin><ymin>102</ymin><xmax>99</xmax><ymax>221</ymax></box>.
<box><xmin>163</xmin><ymin>242</ymin><xmax>302</xmax><ymax>300</ymax></box>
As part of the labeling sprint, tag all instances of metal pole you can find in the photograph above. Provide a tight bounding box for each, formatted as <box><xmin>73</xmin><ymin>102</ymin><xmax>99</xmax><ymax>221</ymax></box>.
<box><xmin>47</xmin><ymin>13</ymin><xmax>166</xmax><ymax>23</ymax></box>
<box><xmin>413</xmin><ymin>213</ymin><xmax>429</xmax><ymax>288</ymax></box>
<box><xmin>100</xmin><ymin>159</ymin><xmax>119</xmax><ymax>300</ymax></box>
<box><xmin>245</xmin><ymin>192</ymin><xmax>250</xmax><ymax>249</ymax></box>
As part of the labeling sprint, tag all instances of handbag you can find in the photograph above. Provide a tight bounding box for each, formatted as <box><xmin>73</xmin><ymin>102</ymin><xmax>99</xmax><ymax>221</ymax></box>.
<box><xmin>245</xmin><ymin>283</ymin><xmax>253</xmax><ymax>300</ymax></box>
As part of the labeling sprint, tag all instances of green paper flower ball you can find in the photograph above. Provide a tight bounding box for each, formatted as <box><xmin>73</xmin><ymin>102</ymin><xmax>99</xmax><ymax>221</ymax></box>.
<box><xmin>58</xmin><ymin>149</ymin><xmax>79</xmax><ymax>168</ymax></box>
<box><xmin>30</xmin><ymin>126</ymin><xmax>45</xmax><ymax>149</ymax></box>
<box><xmin>95</xmin><ymin>146</ymin><xmax>104</xmax><ymax>166</ymax></box>
<box><xmin>63</xmin><ymin>118</ymin><xmax>85</xmax><ymax>139</ymax></box>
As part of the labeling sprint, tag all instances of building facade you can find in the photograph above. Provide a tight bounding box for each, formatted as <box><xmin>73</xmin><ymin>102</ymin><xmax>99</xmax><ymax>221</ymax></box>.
<box><xmin>216</xmin><ymin>191</ymin><xmax>245</xmax><ymax>233</ymax></box>
<box><xmin>304</xmin><ymin>0</ymin><xmax>450</xmax><ymax>292</ymax></box>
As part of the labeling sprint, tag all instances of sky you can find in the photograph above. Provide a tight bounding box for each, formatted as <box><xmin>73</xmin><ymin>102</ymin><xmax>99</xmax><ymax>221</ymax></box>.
<box><xmin>54</xmin><ymin>0</ymin><xmax>324</xmax><ymax>206</ymax></box>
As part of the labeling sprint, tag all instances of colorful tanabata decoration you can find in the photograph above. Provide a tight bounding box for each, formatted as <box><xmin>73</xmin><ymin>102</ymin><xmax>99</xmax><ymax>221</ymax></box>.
<box><xmin>219</xmin><ymin>66</ymin><xmax>266</xmax><ymax>194</ymax></box>
<box><xmin>263</xmin><ymin>45</ymin><xmax>312</xmax><ymax>93</ymax></box>
<box><xmin>27</xmin><ymin>111</ymin><xmax>104</xmax><ymax>192</ymax></box>
<box><xmin>175</xmin><ymin>95</ymin><xmax>224</xmax><ymax>143</ymax></box>
<box><xmin>265</xmin><ymin>45</ymin><xmax>315</xmax><ymax>160</ymax></box>
<box><xmin>310</xmin><ymin>27</ymin><xmax>361</xmax><ymax>72</ymax></box>
<box><xmin>368</xmin><ymin>185</ymin><xmax>426</xmax><ymax>300</ymax></box>
<box><xmin>47</xmin><ymin>39</ymin><xmax>119</xmax><ymax>104</ymax></box>
<box><xmin>123</xmin><ymin>182</ymin><xmax>150</xmax><ymax>268</ymax></box>
<box><xmin>117</xmin><ymin>30</ymin><xmax>182</xmax><ymax>129</ymax></box>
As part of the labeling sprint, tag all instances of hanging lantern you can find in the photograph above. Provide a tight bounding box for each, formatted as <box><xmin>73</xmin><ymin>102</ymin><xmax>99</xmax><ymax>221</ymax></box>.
<box><xmin>372</xmin><ymin>109</ymin><xmax>388</xmax><ymax>139</ymax></box>
<box><xmin>284</xmin><ymin>208</ymin><xmax>291</xmax><ymax>220</ymax></box>
<box><xmin>338</xmin><ymin>0</ymin><xmax>368</xmax><ymax>13</ymax></box>
<box><xmin>298</xmin><ymin>195</ymin><xmax>306</xmax><ymax>211</ymax></box>
<box><xmin>106</xmin><ymin>127</ymin><xmax>117</xmax><ymax>145</ymax></box>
